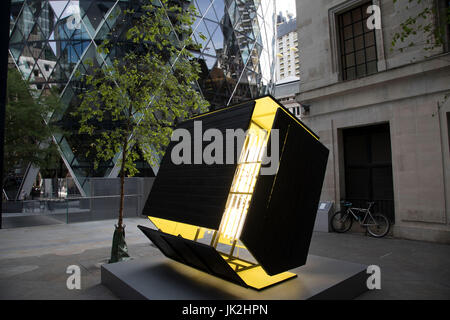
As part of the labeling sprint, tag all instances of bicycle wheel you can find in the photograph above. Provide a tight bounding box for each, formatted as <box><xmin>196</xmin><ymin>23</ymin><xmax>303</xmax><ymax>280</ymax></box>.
<box><xmin>367</xmin><ymin>214</ymin><xmax>390</xmax><ymax>238</ymax></box>
<box><xmin>331</xmin><ymin>211</ymin><xmax>353</xmax><ymax>233</ymax></box>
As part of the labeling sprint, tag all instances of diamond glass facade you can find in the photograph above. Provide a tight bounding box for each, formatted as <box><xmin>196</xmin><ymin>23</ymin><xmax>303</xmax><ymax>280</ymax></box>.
<box><xmin>8</xmin><ymin>0</ymin><xmax>276</xmax><ymax>196</ymax></box>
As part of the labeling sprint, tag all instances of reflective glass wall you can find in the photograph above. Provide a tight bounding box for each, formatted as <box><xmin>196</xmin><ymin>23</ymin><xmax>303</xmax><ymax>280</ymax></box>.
<box><xmin>8</xmin><ymin>0</ymin><xmax>276</xmax><ymax>196</ymax></box>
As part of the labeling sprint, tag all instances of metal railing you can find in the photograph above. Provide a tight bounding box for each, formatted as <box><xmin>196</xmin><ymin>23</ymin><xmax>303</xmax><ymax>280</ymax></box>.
<box><xmin>2</xmin><ymin>194</ymin><xmax>144</xmax><ymax>225</ymax></box>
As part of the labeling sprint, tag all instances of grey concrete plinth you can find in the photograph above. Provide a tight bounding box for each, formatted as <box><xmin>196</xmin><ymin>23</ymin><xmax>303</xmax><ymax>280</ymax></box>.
<box><xmin>101</xmin><ymin>254</ymin><xmax>368</xmax><ymax>300</ymax></box>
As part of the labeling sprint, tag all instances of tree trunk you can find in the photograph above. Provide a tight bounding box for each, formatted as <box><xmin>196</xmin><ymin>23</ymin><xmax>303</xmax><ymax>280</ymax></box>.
<box><xmin>109</xmin><ymin>138</ymin><xmax>130</xmax><ymax>263</ymax></box>
<box><xmin>118</xmin><ymin>138</ymin><xmax>127</xmax><ymax>231</ymax></box>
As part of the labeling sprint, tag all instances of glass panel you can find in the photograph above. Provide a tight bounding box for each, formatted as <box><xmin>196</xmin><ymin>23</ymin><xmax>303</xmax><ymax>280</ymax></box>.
<box><xmin>37</xmin><ymin>2</ymin><xmax>56</xmax><ymax>39</ymax></box>
<box><xmin>343</xmin><ymin>25</ymin><xmax>353</xmax><ymax>40</ymax></box>
<box><xmin>10</xmin><ymin>27</ymin><xmax>24</xmax><ymax>44</ymax></box>
<box><xmin>211</xmin><ymin>0</ymin><xmax>225</xmax><ymax>21</ymax></box>
<box><xmin>367</xmin><ymin>61</ymin><xmax>377</xmax><ymax>74</ymax></box>
<box><xmin>15</xmin><ymin>3</ymin><xmax>34</xmax><ymax>40</ymax></box>
<box><xmin>205</xmin><ymin>4</ymin><xmax>219</xmax><ymax>22</ymax></box>
<box><xmin>356</xmin><ymin>64</ymin><xmax>366</xmax><ymax>77</ymax></box>
<box><xmin>10</xmin><ymin>1</ymin><xmax>24</xmax><ymax>31</ymax></box>
<box><xmin>364</xmin><ymin>32</ymin><xmax>375</xmax><ymax>46</ymax></box>
<box><xmin>355</xmin><ymin>50</ymin><xmax>365</xmax><ymax>65</ymax></box>
<box><xmin>366</xmin><ymin>46</ymin><xmax>377</xmax><ymax>61</ymax></box>
<box><xmin>346</xmin><ymin>67</ymin><xmax>356</xmax><ymax>80</ymax></box>
<box><xmin>354</xmin><ymin>35</ymin><xmax>364</xmax><ymax>50</ymax></box>
<box><xmin>344</xmin><ymin>39</ymin><xmax>354</xmax><ymax>54</ymax></box>
<box><xmin>10</xmin><ymin>43</ymin><xmax>24</xmax><ymax>62</ymax></box>
<box><xmin>49</xmin><ymin>1</ymin><xmax>70</xmax><ymax>20</ymax></box>
<box><xmin>353</xmin><ymin>21</ymin><xmax>363</xmax><ymax>36</ymax></box>
<box><xmin>203</xmin><ymin>54</ymin><xmax>217</xmax><ymax>69</ymax></box>
<box><xmin>345</xmin><ymin>53</ymin><xmax>355</xmax><ymax>67</ymax></box>
<box><xmin>342</xmin><ymin>12</ymin><xmax>352</xmax><ymax>26</ymax></box>
<box><xmin>195</xmin><ymin>0</ymin><xmax>212</xmax><ymax>16</ymax></box>
<box><xmin>339</xmin><ymin>2</ymin><xmax>378</xmax><ymax>80</ymax></box>
<box><xmin>351</xmin><ymin>7</ymin><xmax>362</xmax><ymax>22</ymax></box>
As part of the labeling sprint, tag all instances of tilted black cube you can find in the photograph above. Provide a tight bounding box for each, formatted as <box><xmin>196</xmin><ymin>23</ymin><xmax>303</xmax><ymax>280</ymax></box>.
<box><xmin>139</xmin><ymin>95</ymin><xmax>329</xmax><ymax>290</ymax></box>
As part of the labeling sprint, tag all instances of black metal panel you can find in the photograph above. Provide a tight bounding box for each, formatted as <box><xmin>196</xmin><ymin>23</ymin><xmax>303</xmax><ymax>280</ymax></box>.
<box><xmin>137</xmin><ymin>225</ymin><xmax>184</xmax><ymax>264</ymax></box>
<box><xmin>143</xmin><ymin>102</ymin><xmax>255</xmax><ymax>229</ymax></box>
<box><xmin>138</xmin><ymin>225</ymin><xmax>246</xmax><ymax>287</ymax></box>
<box><xmin>162</xmin><ymin>235</ymin><xmax>210</xmax><ymax>273</ymax></box>
<box><xmin>240</xmin><ymin>109</ymin><xmax>329</xmax><ymax>275</ymax></box>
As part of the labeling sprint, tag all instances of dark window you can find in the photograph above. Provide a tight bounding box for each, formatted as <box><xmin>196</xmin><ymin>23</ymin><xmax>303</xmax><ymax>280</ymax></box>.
<box><xmin>437</xmin><ymin>0</ymin><xmax>450</xmax><ymax>52</ymax></box>
<box><xmin>338</xmin><ymin>2</ymin><xmax>378</xmax><ymax>81</ymax></box>
<box><xmin>447</xmin><ymin>112</ymin><xmax>450</xmax><ymax>156</ymax></box>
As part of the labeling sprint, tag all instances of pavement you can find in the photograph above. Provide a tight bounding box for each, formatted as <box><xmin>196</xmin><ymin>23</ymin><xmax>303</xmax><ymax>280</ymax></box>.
<box><xmin>0</xmin><ymin>217</ymin><xmax>449</xmax><ymax>300</ymax></box>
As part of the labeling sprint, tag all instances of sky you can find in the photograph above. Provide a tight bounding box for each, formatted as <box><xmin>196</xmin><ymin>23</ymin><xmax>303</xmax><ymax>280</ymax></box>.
<box><xmin>276</xmin><ymin>0</ymin><xmax>296</xmax><ymax>18</ymax></box>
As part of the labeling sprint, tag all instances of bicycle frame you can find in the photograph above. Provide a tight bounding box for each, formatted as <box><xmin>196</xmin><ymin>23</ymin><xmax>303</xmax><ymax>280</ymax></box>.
<box><xmin>344</xmin><ymin>203</ymin><xmax>378</xmax><ymax>227</ymax></box>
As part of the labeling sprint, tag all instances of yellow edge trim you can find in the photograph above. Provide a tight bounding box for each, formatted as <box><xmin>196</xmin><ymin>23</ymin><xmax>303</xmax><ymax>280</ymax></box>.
<box><xmin>238</xmin><ymin>267</ymin><xmax>297</xmax><ymax>290</ymax></box>
<box><xmin>189</xmin><ymin>96</ymin><xmax>319</xmax><ymax>141</ymax></box>
<box><xmin>255</xmin><ymin>96</ymin><xmax>320</xmax><ymax>141</ymax></box>
<box><xmin>189</xmin><ymin>100</ymin><xmax>252</xmax><ymax>120</ymax></box>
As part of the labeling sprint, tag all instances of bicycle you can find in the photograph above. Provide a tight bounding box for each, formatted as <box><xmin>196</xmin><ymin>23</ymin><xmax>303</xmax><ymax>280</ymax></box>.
<box><xmin>331</xmin><ymin>201</ymin><xmax>390</xmax><ymax>238</ymax></box>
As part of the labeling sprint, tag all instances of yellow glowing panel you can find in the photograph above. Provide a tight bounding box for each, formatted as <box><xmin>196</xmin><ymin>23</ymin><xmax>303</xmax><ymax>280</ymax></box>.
<box><xmin>217</xmin><ymin>122</ymin><xmax>268</xmax><ymax>241</ymax></box>
<box><xmin>252</xmin><ymin>97</ymin><xmax>278</xmax><ymax>132</ymax></box>
<box><xmin>148</xmin><ymin>216</ymin><xmax>205</xmax><ymax>241</ymax></box>
<box><xmin>220</xmin><ymin>255</ymin><xmax>296</xmax><ymax>290</ymax></box>
<box><xmin>216</xmin><ymin>100</ymin><xmax>280</xmax><ymax>242</ymax></box>
<box><xmin>220</xmin><ymin>255</ymin><xmax>254</xmax><ymax>268</ymax></box>
<box><xmin>238</xmin><ymin>267</ymin><xmax>297</xmax><ymax>290</ymax></box>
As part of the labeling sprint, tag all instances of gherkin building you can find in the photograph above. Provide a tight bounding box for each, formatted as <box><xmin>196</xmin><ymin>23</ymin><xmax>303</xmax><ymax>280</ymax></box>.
<box><xmin>8</xmin><ymin>0</ymin><xmax>276</xmax><ymax>196</ymax></box>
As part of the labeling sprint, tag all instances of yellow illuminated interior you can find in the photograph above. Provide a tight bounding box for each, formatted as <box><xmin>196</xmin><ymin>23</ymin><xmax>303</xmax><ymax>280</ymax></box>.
<box><xmin>219</xmin><ymin>254</ymin><xmax>296</xmax><ymax>290</ymax></box>
<box><xmin>237</xmin><ymin>267</ymin><xmax>296</xmax><ymax>290</ymax></box>
<box><xmin>217</xmin><ymin>122</ymin><xmax>267</xmax><ymax>241</ymax></box>
<box><xmin>216</xmin><ymin>98</ymin><xmax>278</xmax><ymax>243</ymax></box>
<box><xmin>149</xmin><ymin>217</ymin><xmax>205</xmax><ymax>241</ymax></box>
<box><xmin>147</xmin><ymin>215</ymin><xmax>297</xmax><ymax>290</ymax></box>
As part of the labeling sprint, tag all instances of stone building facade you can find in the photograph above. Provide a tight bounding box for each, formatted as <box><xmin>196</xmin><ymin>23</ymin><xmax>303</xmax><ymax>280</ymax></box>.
<box><xmin>296</xmin><ymin>0</ymin><xmax>450</xmax><ymax>243</ymax></box>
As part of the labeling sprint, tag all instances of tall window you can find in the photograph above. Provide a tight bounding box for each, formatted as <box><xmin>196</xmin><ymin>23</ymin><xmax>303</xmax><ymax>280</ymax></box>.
<box><xmin>437</xmin><ymin>0</ymin><xmax>450</xmax><ymax>52</ymax></box>
<box><xmin>447</xmin><ymin>112</ymin><xmax>450</xmax><ymax>157</ymax></box>
<box><xmin>338</xmin><ymin>2</ymin><xmax>378</xmax><ymax>80</ymax></box>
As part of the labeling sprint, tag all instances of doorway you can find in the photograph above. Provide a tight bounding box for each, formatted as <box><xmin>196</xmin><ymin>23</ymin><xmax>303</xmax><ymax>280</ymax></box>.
<box><xmin>342</xmin><ymin>123</ymin><xmax>395</xmax><ymax>222</ymax></box>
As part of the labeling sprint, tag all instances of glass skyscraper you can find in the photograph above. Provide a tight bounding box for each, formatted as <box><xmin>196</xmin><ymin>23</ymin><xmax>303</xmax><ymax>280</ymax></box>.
<box><xmin>8</xmin><ymin>0</ymin><xmax>276</xmax><ymax>196</ymax></box>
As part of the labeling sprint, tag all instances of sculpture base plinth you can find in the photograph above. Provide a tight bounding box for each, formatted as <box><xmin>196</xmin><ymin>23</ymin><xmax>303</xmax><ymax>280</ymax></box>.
<box><xmin>101</xmin><ymin>254</ymin><xmax>369</xmax><ymax>300</ymax></box>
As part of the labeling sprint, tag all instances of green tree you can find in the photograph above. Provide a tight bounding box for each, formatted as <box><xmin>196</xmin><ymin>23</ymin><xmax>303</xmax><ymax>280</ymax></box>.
<box><xmin>391</xmin><ymin>0</ymin><xmax>450</xmax><ymax>52</ymax></box>
<box><xmin>74</xmin><ymin>0</ymin><xmax>209</xmax><ymax>262</ymax></box>
<box><xmin>4</xmin><ymin>68</ymin><xmax>61</xmax><ymax>185</ymax></box>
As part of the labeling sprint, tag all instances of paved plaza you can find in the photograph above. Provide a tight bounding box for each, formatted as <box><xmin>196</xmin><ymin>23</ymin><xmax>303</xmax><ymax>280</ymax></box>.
<box><xmin>0</xmin><ymin>217</ymin><xmax>449</xmax><ymax>299</ymax></box>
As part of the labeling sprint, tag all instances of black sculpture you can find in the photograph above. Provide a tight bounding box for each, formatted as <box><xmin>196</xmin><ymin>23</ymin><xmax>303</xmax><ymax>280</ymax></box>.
<box><xmin>139</xmin><ymin>95</ymin><xmax>329</xmax><ymax>290</ymax></box>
